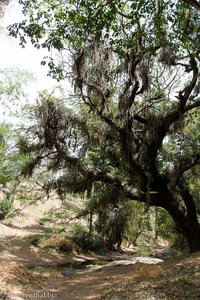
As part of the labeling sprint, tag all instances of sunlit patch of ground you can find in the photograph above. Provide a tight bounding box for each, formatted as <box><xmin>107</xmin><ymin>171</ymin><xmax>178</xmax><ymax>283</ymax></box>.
<box><xmin>100</xmin><ymin>253</ymin><xmax>200</xmax><ymax>300</ymax></box>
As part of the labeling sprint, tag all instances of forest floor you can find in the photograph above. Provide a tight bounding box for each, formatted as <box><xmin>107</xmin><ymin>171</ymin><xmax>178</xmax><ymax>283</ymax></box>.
<box><xmin>0</xmin><ymin>199</ymin><xmax>200</xmax><ymax>299</ymax></box>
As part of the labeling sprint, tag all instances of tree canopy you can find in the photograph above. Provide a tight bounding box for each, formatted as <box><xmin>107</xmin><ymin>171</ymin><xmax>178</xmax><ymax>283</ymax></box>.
<box><xmin>9</xmin><ymin>0</ymin><xmax>200</xmax><ymax>252</ymax></box>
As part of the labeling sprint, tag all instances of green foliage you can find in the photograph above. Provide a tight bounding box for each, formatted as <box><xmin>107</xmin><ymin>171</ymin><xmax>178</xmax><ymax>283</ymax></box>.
<box><xmin>0</xmin><ymin>199</ymin><xmax>12</xmax><ymax>220</ymax></box>
<box><xmin>71</xmin><ymin>224</ymin><xmax>103</xmax><ymax>251</ymax></box>
<box><xmin>124</xmin><ymin>202</ymin><xmax>150</xmax><ymax>245</ymax></box>
<box><xmin>155</xmin><ymin>208</ymin><xmax>175</xmax><ymax>240</ymax></box>
<box><xmin>57</xmin><ymin>239</ymin><xmax>74</xmax><ymax>252</ymax></box>
<box><xmin>25</xmin><ymin>230</ymin><xmax>74</xmax><ymax>252</ymax></box>
<box><xmin>188</xmin><ymin>167</ymin><xmax>200</xmax><ymax>213</ymax></box>
<box><xmin>24</xmin><ymin>234</ymin><xmax>43</xmax><ymax>247</ymax></box>
<box><xmin>172</xmin><ymin>232</ymin><xmax>188</xmax><ymax>252</ymax></box>
<box><xmin>8</xmin><ymin>0</ymin><xmax>200</xmax><ymax>252</ymax></box>
<box><xmin>0</xmin><ymin>67</ymin><xmax>35</xmax><ymax>116</ymax></box>
<box><xmin>95</xmin><ymin>202</ymin><xmax>129</xmax><ymax>249</ymax></box>
<box><xmin>42</xmin><ymin>233</ymin><xmax>74</xmax><ymax>253</ymax></box>
<box><xmin>0</xmin><ymin>67</ymin><xmax>36</xmax><ymax>186</ymax></box>
<box><xmin>38</xmin><ymin>208</ymin><xmax>71</xmax><ymax>226</ymax></box>
<box><xmin>10</xmin><ymin>0</ymin><xmax>199</xmax><ymax>58</ymax></box>
<box><xmin>0</xmin><ymin>125</ymin><xmax>22</xmax><ymax>220</ymax></box>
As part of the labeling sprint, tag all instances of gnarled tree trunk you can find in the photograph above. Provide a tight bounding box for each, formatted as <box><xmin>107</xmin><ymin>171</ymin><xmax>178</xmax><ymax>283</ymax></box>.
<box><xmin>152</xmin><ymin>176</ymin><xmax>200</xmax><ymax>253</ymax></box>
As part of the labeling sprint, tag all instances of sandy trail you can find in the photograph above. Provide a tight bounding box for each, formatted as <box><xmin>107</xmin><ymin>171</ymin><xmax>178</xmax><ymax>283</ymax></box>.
<box><xmin>0</xmin><ymin>221</ymin><xmax>164</xmax><ymax>300</ymax></box>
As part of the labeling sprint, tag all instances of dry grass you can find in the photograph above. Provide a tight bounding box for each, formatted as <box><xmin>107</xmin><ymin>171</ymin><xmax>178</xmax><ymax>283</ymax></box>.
<box><xmin>100</xmin><ymin>253</ymin><xmax>200</xmax><ymax>300</ymax></box>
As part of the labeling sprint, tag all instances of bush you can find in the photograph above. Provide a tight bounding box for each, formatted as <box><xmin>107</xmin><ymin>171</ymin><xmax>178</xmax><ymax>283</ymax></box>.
<box><xmin>0</xmin><ymin>199</ymin><xmax>12</xmax><ymax>220</ymax></box>
<box><xmin>42</xmin><ymin>234</ymin><xmax>74</xmax><ymax>252</ymax></box>
<box><xmin>24</xmin><ymin>234</ymin><xmax>43</xmax><ymax>247</ymax></box>
<box><xmin>25</xmin><ymin>231</ymin><xmax>74</xmax><ymax>252</ymax></box>
<box><xmin>71</xmin><ymin>224</ymin><xmax>103</xmax><ymax>251</ymax></box>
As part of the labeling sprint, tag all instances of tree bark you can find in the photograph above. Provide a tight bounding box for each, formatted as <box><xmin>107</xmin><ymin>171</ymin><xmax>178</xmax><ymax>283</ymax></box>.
<box><xmin>153</xmin><ymin>177</ymin><xmax>200</xmax><ymax>253</ymax></box>
<box><xmin>169</xmin><ymin>205</ymin><xmax>200</xmax><ymax>253</ymax></box>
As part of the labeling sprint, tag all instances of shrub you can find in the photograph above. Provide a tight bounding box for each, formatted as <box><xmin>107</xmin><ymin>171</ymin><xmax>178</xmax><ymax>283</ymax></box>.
<box><xmin>0</xmin><ymin>199</ymin><xmax>12</xmax><ymax>220</ymax></box>
<box><xmin>71</xmin><ymin>224</ymin><xmax>103</xmax><ymax>251</ymax></box>
<box><xmin>24</xmin><ymin>234</ymin><xmax>43</xmax><ymax>247</ymax></box>
<box><xmin>42</xmin><ymin>234</ymin><xmax>74</xmax><ymax>252</ymax></box>
<box><xmin>25</xmin><ymin>231</ymin><xmax>74</xmax><ymax>252</ymax></box>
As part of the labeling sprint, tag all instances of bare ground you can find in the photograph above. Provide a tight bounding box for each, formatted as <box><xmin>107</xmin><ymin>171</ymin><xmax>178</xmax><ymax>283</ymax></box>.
<box><xmin>0</xmin><ymin>200</ymin><xmax>200</xmax><ymax>299</ymax></box>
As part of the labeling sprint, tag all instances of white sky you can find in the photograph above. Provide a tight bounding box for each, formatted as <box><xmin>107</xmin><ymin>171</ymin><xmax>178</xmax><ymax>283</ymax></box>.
<box><xmin>0</xmin><ymin>0</ymin><xmax>57</xmax><ymax>88</ymax></box>
<box><xmin>0</xmin><ymin>0</ymin><xmax>70</xmax><ymax>122</ymax></box>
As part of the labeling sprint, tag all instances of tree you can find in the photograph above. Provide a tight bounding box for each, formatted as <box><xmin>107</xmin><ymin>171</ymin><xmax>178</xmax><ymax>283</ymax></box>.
<box><xmin>0</xmin><ymin>124</ymin><xmax>18</xmax><ymax>219</ymax></box>
<box><xmin>0</xmin><ymin>68</ymin><xmax>36</xmax><ymax>220</ymax></box>
<box><xmin>9</xmin><ymin>0</ymin><xmax>200</xmax><ymax>252</ymax></box>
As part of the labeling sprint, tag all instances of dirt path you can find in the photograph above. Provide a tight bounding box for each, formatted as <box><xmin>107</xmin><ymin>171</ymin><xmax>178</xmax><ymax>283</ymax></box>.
<box><xmin>44</xmin><ymin>260</ymin><xmax>163</xmax><ymax>300</ymax></box>
<box><xmin>0</xmin><ymin>222</ymin><xmax>165</xmax><ymax>300</ymax></box>
<box><xmin>1</xmin><ymin>202</ymin><xmax>200</xmax><ymax>300</ymax></box>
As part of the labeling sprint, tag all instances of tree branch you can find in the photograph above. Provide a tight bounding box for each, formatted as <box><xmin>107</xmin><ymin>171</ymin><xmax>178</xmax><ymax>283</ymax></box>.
<box><xmin>170</xmin><ymin>153</ymin><xmax>200</xmax><ymax>187</ymax></box>
<box><xmin>178</xmin><ymin>180</ymin><xmax>199</xmax><ymax>225</ymax></box>
<box><xmin>185</xmin><ymin>99</ymin><xmax>200</xmax><ymax>112</ymax></box>
<box><xmin>100</xmin><ymin>114</ymin><xmax>122</xmax><ymax>133</ymax></box>
<box><xmin>117</xmin><ymin>10</ymin><xmax>132</xmax><ymax>19</ymax></box>
<box><xmin>53</xmin><ymin>140</ymin><xmax>146</xmax><ymax>201</ymax></box>
<box><xmin>142</xmin><ymin>56</ymin><xmax>199</xmax><ymax>173</ymax></box>
<box><xmin>96</xmin><ymin>172</ymin><xmax>144</xmax><ymax>200</ymax></box>
<box><xmin>182</xmin><ymin>0</ymin><xmax>200</xmax><ymax>10</ymax></box>
<box><xmin>178</xmin><ymin>56</ymin><xmax>199</xmax><ymax>112</ymax></box>
<box><xmin>133</xmin><ymin>114</ymin><xmax>148</xmax><ymax>124</ymax></box>
<box><xmin>80</xmin><ymin>80</ymin><xmax>122</xmax><ymax>134</ymax></box>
